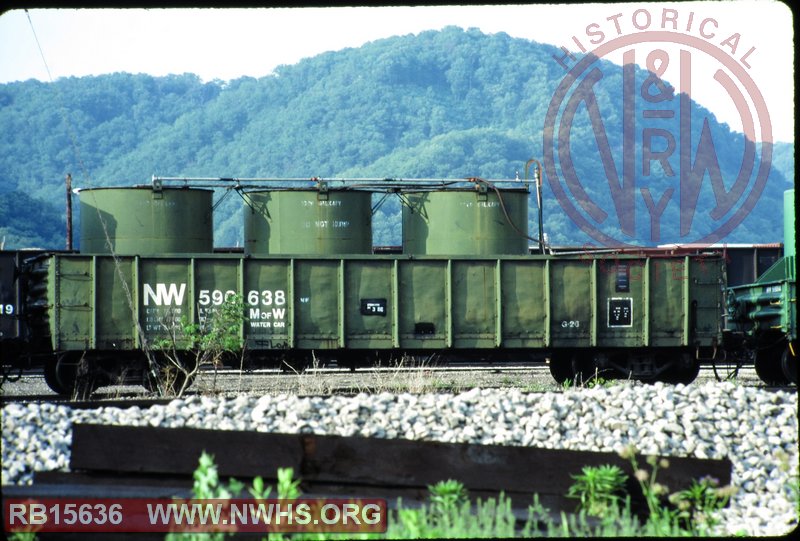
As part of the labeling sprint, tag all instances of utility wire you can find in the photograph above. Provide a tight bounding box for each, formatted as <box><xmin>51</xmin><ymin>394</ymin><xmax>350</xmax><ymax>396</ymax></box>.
<box><xmin>25</xmin><ymin>9</ymin><xmax>91</xmax><ymax>185</ymax></box>
<box><xmin>26</xmin><ymin>9</ymin><xmax>161</xmax><ymax>390</ymax></box>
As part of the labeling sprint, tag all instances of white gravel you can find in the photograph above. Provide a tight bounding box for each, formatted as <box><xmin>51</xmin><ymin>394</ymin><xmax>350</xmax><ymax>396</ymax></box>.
<box><xmin>2</xmin><ymin>381</ymin><xmax>798</xmax><ymax>536</ymax></box>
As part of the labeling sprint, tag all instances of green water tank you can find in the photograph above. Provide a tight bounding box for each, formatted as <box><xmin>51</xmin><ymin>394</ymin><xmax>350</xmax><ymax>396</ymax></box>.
<box><xmin>402</xmin><ymin>187</ymin><xmax>530</xmax><ymax>255</ymax></box>
<box><xmin>79</xmin><ymin>186</ymin><xmax>213</xmax><ymax>254</ymax></box>
<box><xmin>243</xmin><ymin>189</ymin><xmax>373</xmax><ymax>255</ymax></box>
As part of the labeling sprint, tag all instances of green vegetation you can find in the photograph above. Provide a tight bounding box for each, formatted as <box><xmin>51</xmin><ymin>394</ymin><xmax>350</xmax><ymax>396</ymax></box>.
<box><xmin>1</xmin><ymin>27</ymin><xmax>793</xmax><ymax>249</ymax></box>
<box><xmin>389</xmin><ymin>447</ymin><xmax>736</xmax><ymax>537</ymax></box>
<box><xmin>776</xmin><ymin>449</ymin><xmax>800</xmax><ymax>519</ymax></box>
<box><xmin>566</xmin><ymin>464</ymin><xmax>627</xmax><ymax>516</ymax></box>
<box><xmin>618</xmin><ymin>446</ymin><xmax>736</xmax><ymax>536</ymax></box>
<box><xmin>6</xmin><ymin>532</ymin><xmax>37</xmax><ymax>541</ymax></box>
<box><xmin>149</xmin><ymin>294</ymin><xmax>245</xmax><ymax>396</ymax></box>
<box><xmin>165</xmin><ymin>451</ymin><xmax>245</xmax><ymax>541</ymax></box>
<box><xmin>160</xmin><ymin>449</ymin><xmax>736</xmax><ymax>539</ymax></box>
<box><xmin>0</xmin><ymin>446</ymin><xmax>749</xmax><ymax>540</ymax></box>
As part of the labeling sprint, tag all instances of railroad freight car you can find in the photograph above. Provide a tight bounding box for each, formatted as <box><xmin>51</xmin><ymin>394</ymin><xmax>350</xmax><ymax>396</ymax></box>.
<box><xmin>0</xmin><ymin>251</ymin><xmax>29</xmax><ymax>375</ymax></box>
<box><xmin>724</xmin><ymin>189</ymin><xmax>796</xmax><ymax>385</ymax></box>
<box><xmin>1</xmin><ymin>175</ymin><xmax>732</xmax><ymax>395</ymax></box>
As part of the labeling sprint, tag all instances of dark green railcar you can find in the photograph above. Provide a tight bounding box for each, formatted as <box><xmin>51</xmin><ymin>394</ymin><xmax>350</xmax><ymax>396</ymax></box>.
<box><xmin>1</xmin><ymin>251</ymin><xmax>26</xmax><ymax>378</ymax></box>
<box><xmin>29</xmin><ymin>249</ymin><xmax>725</xmax><ymax>393</ymax></box>
<box><xmin>725</xmin><ymin>189</ymin><xmax>797</xmax><ymax>384</ymax></box>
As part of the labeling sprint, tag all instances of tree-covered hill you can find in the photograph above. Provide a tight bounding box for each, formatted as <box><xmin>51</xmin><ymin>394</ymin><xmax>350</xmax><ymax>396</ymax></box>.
<box><xmin>0</xmin><ymin>27</ymin><xmax>793</xmax><ymax>249</ymax></box>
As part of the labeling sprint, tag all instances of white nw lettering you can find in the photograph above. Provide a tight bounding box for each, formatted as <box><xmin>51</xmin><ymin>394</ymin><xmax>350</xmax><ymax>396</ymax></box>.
<box><xmin>143</xmin><ymin>283</ymin><xmax>187</xmax><ymax>306</ymax></box>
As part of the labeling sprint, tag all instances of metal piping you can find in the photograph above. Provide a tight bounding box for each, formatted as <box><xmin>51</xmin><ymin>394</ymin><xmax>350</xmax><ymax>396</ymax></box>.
<box><xmin>524</xmin><ymin>158</ymin><xmax>545</xmax><ymax>254</ymax></box>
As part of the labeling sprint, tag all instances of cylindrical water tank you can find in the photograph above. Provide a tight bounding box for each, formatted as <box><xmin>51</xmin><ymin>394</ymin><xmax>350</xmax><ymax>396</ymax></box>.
<box><xmin>402</xmin><ymin>187</ymin><xmax>529</xmax><ymax>255</ymax></box>
<box><xmin>243</xmin><ymin>188</ymin><xmax>372</xmax><ymax>255</ymax></box>
<box><xmin>79</xmin><ymin>186</ymin><xmax>213</xmax><ymax>255</ymax></box>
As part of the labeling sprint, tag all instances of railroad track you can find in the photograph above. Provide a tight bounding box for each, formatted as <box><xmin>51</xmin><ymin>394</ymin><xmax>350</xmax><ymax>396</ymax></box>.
<box><xmin>0</xmin><ymin>363</ymin><xmax>778</xmax><ymax>408</ymax></box>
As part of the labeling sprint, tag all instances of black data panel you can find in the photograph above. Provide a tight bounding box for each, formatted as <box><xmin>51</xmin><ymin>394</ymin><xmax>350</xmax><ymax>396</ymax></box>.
<box><xmin>360</xmin><ymin>298</ymin><xmax>387</xmax><ymax>316</ymax></box>
<box><xmin>608</xmin><ymin>297</ymin><xmax>633</xmax><ymax>328</ymax></box>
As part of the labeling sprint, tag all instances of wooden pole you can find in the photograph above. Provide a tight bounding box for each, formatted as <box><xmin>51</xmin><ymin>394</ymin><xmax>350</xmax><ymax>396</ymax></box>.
<box><xmin>66</xmin><ymin>173</ymin><xmax>73</xmax><ymax>251</ymax></box>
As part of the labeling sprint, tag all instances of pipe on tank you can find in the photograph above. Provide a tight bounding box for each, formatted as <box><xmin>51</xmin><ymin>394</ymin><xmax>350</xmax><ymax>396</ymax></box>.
<box><xmin>525</xmin><ymin>158</ymin><xmax>545</xmax><ymax>254</ymax></box>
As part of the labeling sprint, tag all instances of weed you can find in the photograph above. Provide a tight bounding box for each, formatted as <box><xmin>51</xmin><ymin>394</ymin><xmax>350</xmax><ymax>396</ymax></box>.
<box><xmin>775</xmin><ymin>449</ymin><xmax>800</xmax><ymax>523</ymax></box>
<box><xmin>151</xmin><ymin>294</ymin><xmax>246</xmax><ymax>397</ymax></box>
<box><xmin>560</xmin><ymin>447</ymin><xmax>737</xmax><ymax>536</ymax></box>
<box><xmin>566</xmin><ymin>463</ymin><xmax>627</xmax><ymax>516</ymax></box>
<box><xmin>618</xmin><ymin>445</ymin><xmax>735</xmax><ymax>536</ymax></box>
<box><xmin>7</xmin><ymin>532</ymin><xmax>38</xmax><ymax>541</ymax></box>
<box><xmin>276</xmin><ymin>466</ymin><xmax>302</xmax><ymax>500</ymax></box>
<box><xmin>500</xmin><ymin>375</ymin><xmax>518</xmax><ymax>386</ymax></box>
<box><xmin>428</xmin><ymin>479</ymin><xmax>469</xmax><ymax>517</ymax></box>
<box><xmin>166</xmin><ymin>451</ymin><xmax>244</xmax><ymax>541</ymax></box>
<box><xmin>387</xmin><ymin>486</ymin><xmax>518</xmax><ymax>539</ymax></box>
<box><xmin>585</xmin><ymin>376</ymin><xmax>614</xmax><ymax>389</ymax></box>
<box><xmin>178</xmin><ymin>450</ymin><xmax>739</xmax><ymax>539</ymax></box>
<box><xmin>669</xmin><ymin>475</ymin><xmax>735</xmax><ymax>533</ymax></box>
<box><xmin>364</xmin><ymin>354</ymin><xmax>451</xmax><ymax>394</ymax></box>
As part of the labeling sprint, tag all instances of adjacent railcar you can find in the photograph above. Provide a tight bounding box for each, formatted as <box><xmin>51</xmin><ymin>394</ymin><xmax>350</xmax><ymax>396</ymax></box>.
<box><xmin>0</xmin><ymin>251</ymin><xmax>27</xmax><ymax>375</ymax></box>
<box><xmin>724</xmin><ymin>189</ymin><xmax>796</xmax><ymax>384</ymax></box>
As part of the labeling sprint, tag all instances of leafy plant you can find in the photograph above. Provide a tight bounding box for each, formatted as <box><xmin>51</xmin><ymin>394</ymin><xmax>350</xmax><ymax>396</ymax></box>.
<box><xmin>618</xmin><ymin>445</ymin><xmax>735</xmax><ymax>536</ymax></box>
<box><xmin>276</xmin><ymin>466</ymin><xmax>302</xmax><ymax>500</ymax></box>
<box><xmin>669</xmin><ymin>476</ymin><xmax>735</xmax><ymax>534</ymax></box>
<box><xmin>190</xmin><ymin>451</ymin><xmax>245</xmax><ymax>501</ymax></box>
<box><xmin>166</xmin><ymin>451</ymin><xmax>244</xmax><ymax>541</ymax></box>
<box><xmin>248</xmin><ymin>474</ymin><xmax>272</xmax><ymax>500</ymax></box>
<box><xmin>428</xmin><ymin>479</ymin><xmax>470</xmax><ymax>518</ymax></box>
<box><xmin>182</xmin><ymin>450</ymin><xmax>740</xmax><ymax>539</ymax></box>
<box><xmin>7</xmin><ymin>532</ymin><xmax>38</xmax><ymax>541</ymax></box>
<box><xmin>149</xmin><ymin>294</ymin><xmax>245</xmax><ymax>396</ymax></box>
<box><xmin>566</xmin><ymin>464</ymin><xmax>627</xmax><ymax>516</ymax></box>
<box><xmin>387</xmin><ymin>490</ymin><xmax>518</xmax><ymax>539</ymax></box>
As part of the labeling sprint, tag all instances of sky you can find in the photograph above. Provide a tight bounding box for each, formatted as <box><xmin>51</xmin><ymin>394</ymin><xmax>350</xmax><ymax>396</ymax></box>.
<box><xmin>0</xmin><ymin>2</ymin><xmax>794</xmax><ymax>142</ymax></box>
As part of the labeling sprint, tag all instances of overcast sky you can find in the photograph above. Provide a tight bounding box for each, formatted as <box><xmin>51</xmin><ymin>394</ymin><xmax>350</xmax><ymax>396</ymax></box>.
<box><xmin>0</xmin><ymin>2</ymin><xmax>794</xmax><ymax>141</ymax></box>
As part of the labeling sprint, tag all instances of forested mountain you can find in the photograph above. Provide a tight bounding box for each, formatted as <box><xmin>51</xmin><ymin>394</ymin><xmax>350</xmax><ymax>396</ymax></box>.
<box><xmin>0</xmin><ymin>27</ymin><xmax>793</xmax><ymax>249</ymax></box>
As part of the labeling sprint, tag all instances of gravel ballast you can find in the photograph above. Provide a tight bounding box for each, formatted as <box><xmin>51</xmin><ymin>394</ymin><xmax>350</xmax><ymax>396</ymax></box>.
<box><xmin>2</xmin><ymin>381</ymin><xmax>798</xmax><ymax>536</ymax></box>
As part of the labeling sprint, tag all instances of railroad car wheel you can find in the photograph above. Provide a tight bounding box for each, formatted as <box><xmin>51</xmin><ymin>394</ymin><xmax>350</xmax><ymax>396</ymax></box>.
<box><xmin>547</xmin><ymin>354</ymin><xmax>574</xmax><ymax>384</ymax></box>
<box><xmin>571</xmin><ymin>353</ymin><xmax>600</xmax><ymax>385</ymax></box>
<box><xmin>43</xmin><ymin>353</ymin><xmax>97</xmax><ymax>398</ymax></box>
<box><xmin>663</xmin><ymin>354</ymin><xmax>700</xmax><ymax>384</ymax></box>
<box><xmin>44</xmin><ymin>356</ymin><xmax>70</xmax><ymax>395</ymax></box>
<box><xmin>782</xmin><ymin>347</ymin><xmax>797</xmax><ymax>384</ymax></box>
<box><xmin>754</xmin><ymin>344</ymin><xmax>789</xmax><ymax>386</ymax></box>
